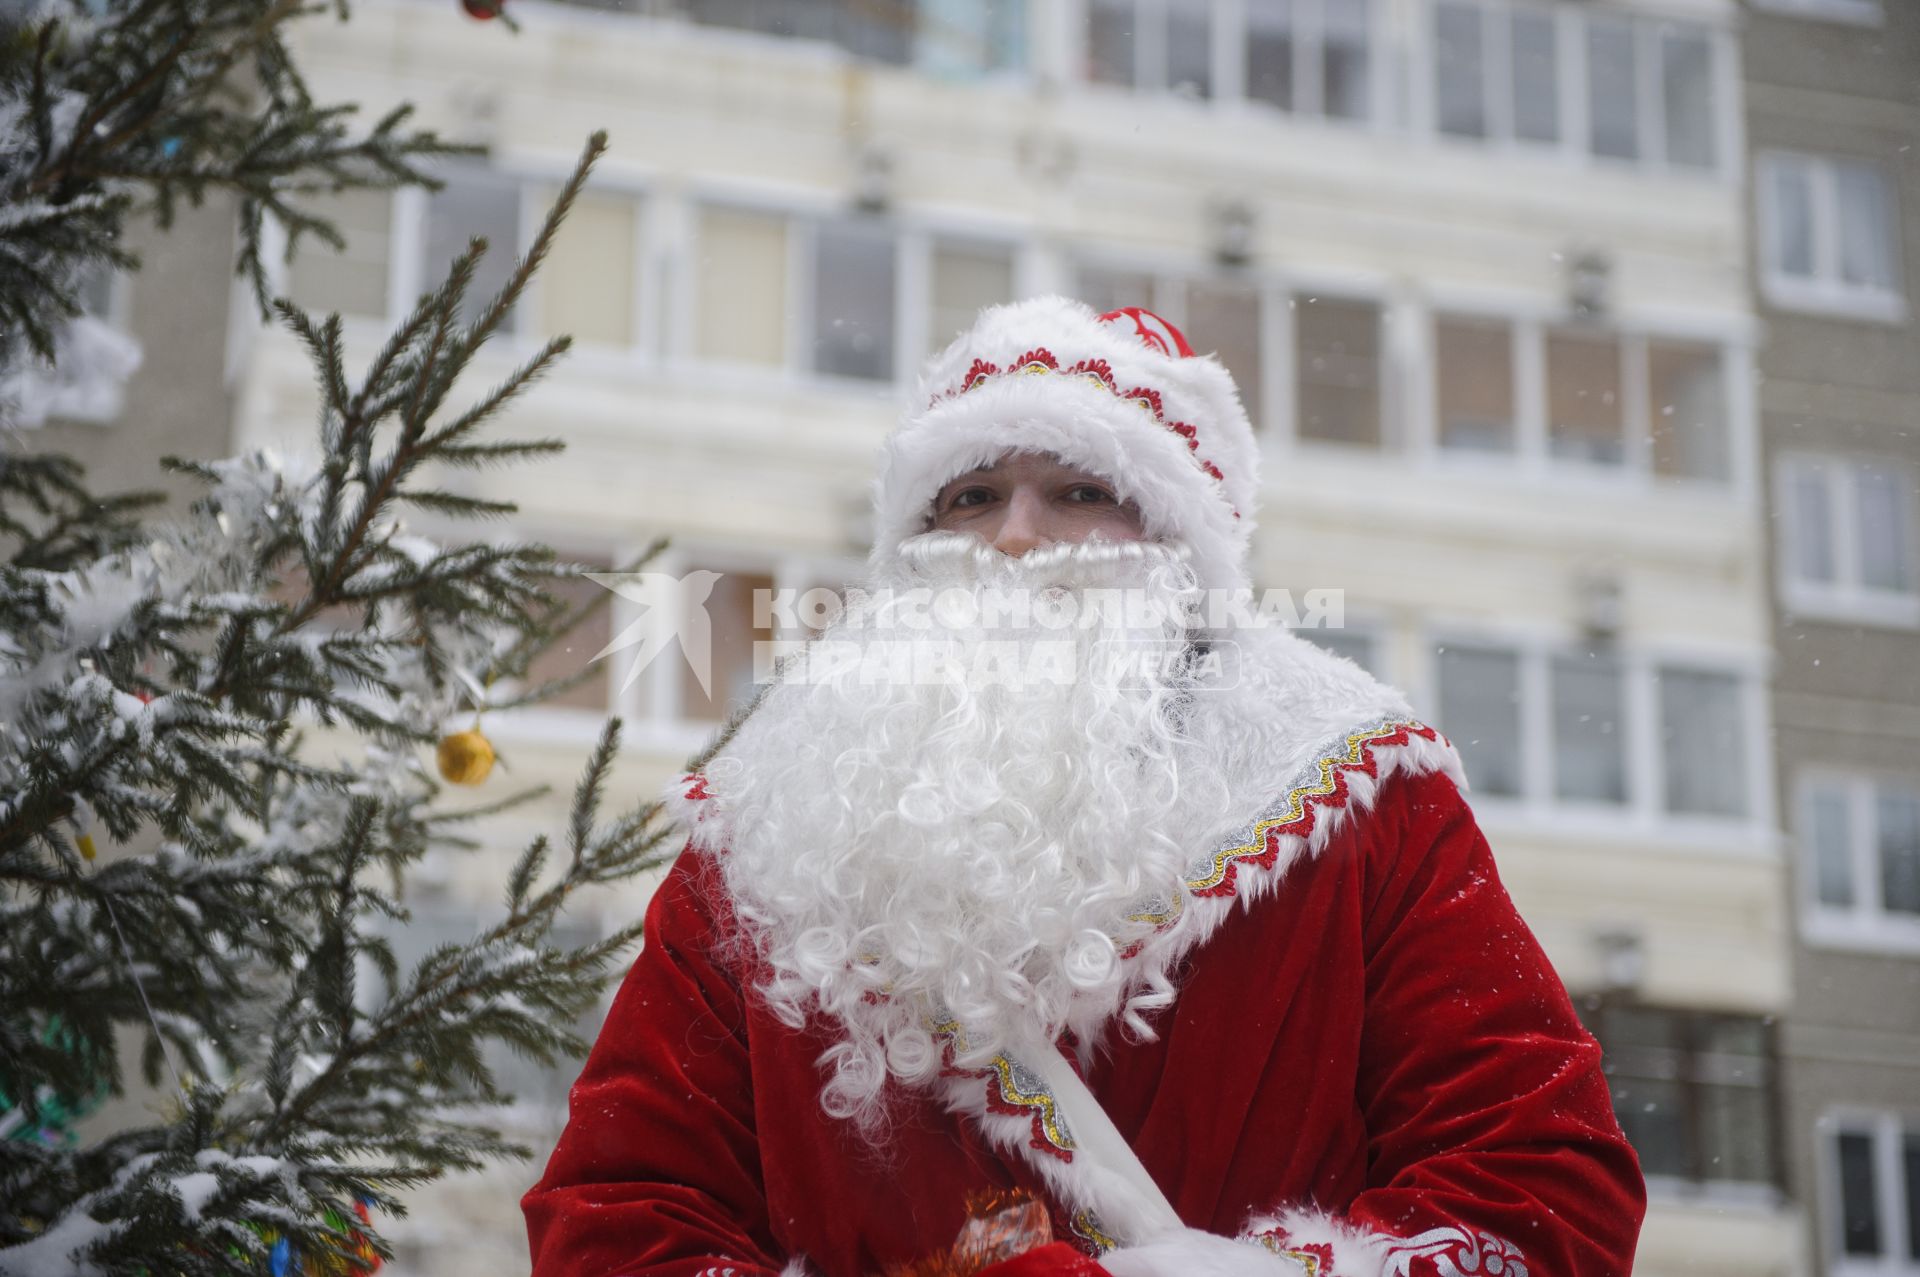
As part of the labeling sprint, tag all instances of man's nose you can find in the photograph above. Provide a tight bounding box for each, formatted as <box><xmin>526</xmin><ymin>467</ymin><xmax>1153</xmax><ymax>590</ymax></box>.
<box><xmin>990</xmin><ymin>488</ymin><xmax>1051</xmax><ymax>558</ymax></box>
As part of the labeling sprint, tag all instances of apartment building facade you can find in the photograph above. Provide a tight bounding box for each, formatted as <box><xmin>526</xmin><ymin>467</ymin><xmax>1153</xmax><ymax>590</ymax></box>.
<box><xmin>245</xmin><ymin>1</ymin><xmax>1791</xmax><ymax>1271</ymax></box>
<box><xmin>1744</xmin><ymin>3</ymin><xmax>1920</xmax><ymax>1276</ymax></box>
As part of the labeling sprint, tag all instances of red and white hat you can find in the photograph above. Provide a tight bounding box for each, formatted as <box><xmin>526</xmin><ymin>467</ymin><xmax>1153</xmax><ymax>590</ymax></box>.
<box><xmin>868</xmin><ymin>294</ymin><xmax>1261</xmax><ymax>593</ymax></box>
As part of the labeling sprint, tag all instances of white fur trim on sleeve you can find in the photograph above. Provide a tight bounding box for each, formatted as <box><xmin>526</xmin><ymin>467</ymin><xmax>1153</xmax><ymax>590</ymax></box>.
<box><xmin>1240</xmin><ymin>1208</ymin><xmax>1533</xmax><ymax>1277</ymax></box>
<box><xmin>1101</xmin><ymin>1227</ymin><xmax>1316</xmax><ymax>1277</ymax></box>
<box><xmin>1241</xmin><ymin>1209</ymin><xmax>1394</xmax><ymax>1277</ymax></box>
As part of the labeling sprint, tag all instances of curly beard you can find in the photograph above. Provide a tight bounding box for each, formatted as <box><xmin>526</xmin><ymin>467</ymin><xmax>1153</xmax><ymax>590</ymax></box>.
<box><xmin>701</xmin><ymin>531</ymin><xmax>1242</xmax><ymax>1133</ymax></box>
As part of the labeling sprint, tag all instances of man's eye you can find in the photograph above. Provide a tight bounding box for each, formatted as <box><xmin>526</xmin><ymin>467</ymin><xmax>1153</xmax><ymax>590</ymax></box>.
<box><xmin>950</xmin><ymin>488</ymin><xmax>993</xmax><ymax>509</ymax></box>
<box><xmin>1067</xmin><ymin>485</ymin><xmax>1115</xmax><ymax>504</ymax></box>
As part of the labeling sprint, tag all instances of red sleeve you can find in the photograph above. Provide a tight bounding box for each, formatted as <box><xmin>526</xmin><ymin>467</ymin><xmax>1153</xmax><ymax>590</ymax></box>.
<box><xmin>1248</xmin><ymin>766</ymin><xmax>1646</xmax><ymax>1277</ymax></box>
<box><xmin>522</xmin><ymin>844</ymin><xmax>784</xmax><ymax>1277</ymax></box>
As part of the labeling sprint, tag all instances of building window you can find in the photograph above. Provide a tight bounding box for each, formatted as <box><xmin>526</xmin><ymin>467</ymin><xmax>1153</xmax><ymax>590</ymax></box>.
<box><xmin>1584</xmin><ymin>16</ymin><xmax>1639</xmax><ymax>161</ymax></box>
<box><xmin>1428</xmin><ymin>636</ymin><xmax>1756</xmax><ymax>824</ymax></box>
<box><xmin>1801</xmin><ymin>774</ymin><xmax>1920</xmax><ymax>950</ymax></box>
<box><xmin>1433</xmin><ymin>313</ymin><xmax>1515</xmax><ymax>453</ymax></box>
<box><xmin>1296</xmin><ymin>296</ymin><xmax>1382</xmax><ymax>448</ymax></box>
<box><xmin>680</xmin><ymin>566</ymin><xmax>776</xmax><ymax>724</ymax></box>
<box><xmin>811</xmin><ymin>217</ymin><xmax>897</xmax><ymax>382</ymax></box>
<box><xmin>679</xmin><ymin>0</ymin><xmax>1027</xmax><ymax>73</ymax></box>
<box><xmin>512</xmin><ymin>557</ymin><xmax>616</xmax><ymax>715</ymax></box>
<box><xmin>1777</xmin><ymin>455</ymin><xmax>1920</xmax><ymax>625</ymax></box>
<box><xmin>616</xmin><ymin>553</ymin><xmax>858</xmax><ymax>730</ymax></box>
<box><xmin>1582</xmin><ymin>1002</ymin><xmax>1780</xmax><ymax>1189</ymax></box>
<box><xmin>1429</xmin><ymin>3</ymin><xmax>1719</xmax><ymax>172</ymax></box>
<box><xmin>1645</xmin><ymin>339</ymin><xmax>1728</xmax><ymax>483</ymax></box>
<box><xmin>423</xmin><ymin>164</ymin><xmax>523</xmax><ymax>332</ymax></box>
<box><xmin>1657</xmin><ymin>666</ymin><xmax>1749</xmax><ymax>819</ymax></box>
<box><xmin>1750</xmin><ymin>0</ymin><xmax>1882</xmax><ymax>25</ymax></box>
<box><xmin>1299</xmin><ymin>625</ymin><xmax>1379</xmax><ymax>675</ymax></box>
<box><xmin>1069</xmin><ymin>267</ymin><xmax>1265</xmax><ymax>430</ymax></box>
<box><xmin>287</xmin><ymin>187</ymin><xmax>392</xmax><ymax>320</ymax></box>
<box><xmin>1545</xmin><ymin>327</ymin><xmax>1624</xmax><ymax>466</ymax></box>
<box><xmin>1086</xmin><ymin>0</ymin><xmax>1137</xmax><ymax>86</ymax></box>
<box><xmin>1759</xmin><ymin>152</ymin><xmax>1904</xmax><ymax>318</ymax></box>
<box><xmin>914</xmin><ymin>1</ymin><xmax>1028</xmax><ymax>77</ymax></box>
<box><xmin>1084</xmin><ymin>0</ymin><xmax>1211</xmax><ymax>97</ymax></box>
<box><xmin>929</xmin><ymin>239</ymin><xmax>1017</xmax><ymax>353</ymax></box>
<box><xmin>1089</xmin><ymin>0</ymin><xmax>1373</xmax><ymax>118</ymax></box>
<box><xmin>1319</xmin><ymin>0</ymin><xmax>1372</xmax><ymax>121</ymax></box>
<box><xmin>1166</xmin><ymin>0</ymin><xmax>1215</xmax><ymax>99</ymax></box>
<box><xmin>1509</xmin><ymin>8</ymin><xmax>1559</xmax><ymax>144</ymax></box>
<box><xmin>1432</xmin><ymin>311</ymin><xmax>1732</xmax><ymax>484</ymax></box>
<box><xmin>1246</xmin><ymin>0</ymin><xmax>1297</xmax><ymax>112</ymax></box>
<box><xmin>1551</xmin><ymin>645</ymin><xmax>1626</xmax><ymax>805</ymax></box>
<box><xmin>1075</xmin><ymin>264</ymin><xmax>1161</xmax><ymax>316</ymax></box>
<box><xmin>537</xmin><ymin>191</ymin><xmax>640</xmax><ymax>349</ymax></box>
<box><xmin>1186</xmin><ymin>281</ymin><xmax>1265</xmax><ymax>430</ymax></box>
<box><xmin>1433</xmin><ymin>1</ymin><xmax>1560</xmax><ymax>145</ymax></box>
<box><xmin>1822</xmin><ymin>1114</ymin><xmax>1920</xmax><ymax>1273</ymax></box>
<box><xmin>695</xmin><ymin>204</ymin><xmax>789</xmax><ymax>367</ymax></box>
<box><xmin>1659</xmin><ymin>26</ymin><xmax>1715</xmax><ymax>171</ymax></box>
<box><xmin>1433</xmin><ymin>1</ymin><xmax>1487</xmax><ymax>139</ymax></box>
<box><xmin>1435</xmin><ymin>642</ymin><xmax>1523</xmax><ymax>798</ymax></box>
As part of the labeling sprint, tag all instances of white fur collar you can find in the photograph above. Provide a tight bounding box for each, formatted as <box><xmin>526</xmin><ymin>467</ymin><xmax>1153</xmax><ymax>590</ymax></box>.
<box><xmin>663</xmin><ymin>622</ymin><xmax>1471</xmax><ymax>1259</ymax></box>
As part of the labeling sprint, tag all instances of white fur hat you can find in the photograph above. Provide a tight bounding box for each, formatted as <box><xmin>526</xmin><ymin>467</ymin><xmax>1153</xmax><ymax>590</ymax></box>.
<box><xmin>868</xmin><ymin>294</ymin><xmax>1261</xmax><ymax>593</ymax></box>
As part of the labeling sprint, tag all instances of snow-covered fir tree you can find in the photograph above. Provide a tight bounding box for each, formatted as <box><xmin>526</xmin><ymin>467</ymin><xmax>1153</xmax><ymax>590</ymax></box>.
<box><xmin>1</xmin><ymin>4</ymin><xmax>674</xmax><ymax>1273</ymax></box>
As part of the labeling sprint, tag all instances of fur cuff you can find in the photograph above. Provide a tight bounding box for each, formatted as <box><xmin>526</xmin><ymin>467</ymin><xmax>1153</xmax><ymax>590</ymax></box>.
<box><xmin>1239</xmin><ymin>1209</ymin><xmax>1393</xmax><ymax>1277</ymax></box>
<box><xmin>1099</xmin><ymin>1226</ymin><xmax>1314</xmax><ymax>1277</ymax></box>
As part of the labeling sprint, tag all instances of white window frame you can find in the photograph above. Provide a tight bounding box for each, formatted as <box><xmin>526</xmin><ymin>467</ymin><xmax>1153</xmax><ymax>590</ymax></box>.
<box><xmin>1797</xmin><ymin>770</ymin><xmax>1920</xmax><ymax>955</ymax></box>
<box><xmin>1285</xmin><ymin>275</ymin><xmax>1393</xmax><ymax>452</ymax></box>
<box><xmin>904</xmin><ymin>220</ymin><xmax>1031</xmax><ymax>380</ymax></box>
<box><xmin>504</xmin><ymin>153</ymin><xmax>655</xmax><ymax>369</ymax></box>
<box><xmin>389</xmin><ymin>160</ymin><xmax>543</xmax><ymax>356</ymax></box>
<box><xmin>682</xmin><ymin>186</ymin><xmax>1031</xmax><ymax>399</ymax></box>
<box><xmin>619</xmin><ymin>541</ymin><xmax>865</xmax><ymax>747</ymax></box>
<box><xmin>1076</xmin><ymin>0</ymin><xmax>1386</xmax><ymax>127</ymax></box>
<box><xmin>1070</xmin><ymin>255</ymin><xmax>1289</xmax><ymax>437</ymax></box>
<box><xmin>1415</xmin><ymin>291</ymin><xmax>1751</xmax><ymax>495</ymax></box>
<box><xmin>1750</xmin><ymin>0</ymin><xmax>1883</xmax><ymax>27</ymax></box>
<box><xmin>1817</xmin><ymin>1109</ymin><xmax>1920</xmax><ymax>1277</ymax></box>
<box><xmin>1416</xmin><ymin>0</ymin><xmax>1735</xmax><ymax>181</ymax></box>
<box><xmin>1419</xmin><ymin>623</ymin><xmax>1771</xmax><ymax>845</ymax></box>
<box><xmin>1775</xmin><ymin>452</ymin><xmax>1920</xmax><ymax>629</ymax></box>
<box><xmin>1756</xmin><ymin>151</ymin><xmax>1908</xmax><ymax>323</ymax></box>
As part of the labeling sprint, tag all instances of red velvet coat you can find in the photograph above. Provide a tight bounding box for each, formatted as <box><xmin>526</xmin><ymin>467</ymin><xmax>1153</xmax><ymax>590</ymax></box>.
<box><xmin>523</xmin><ymin>745</ymin><xmax>1645</xmax><ymax>1277</ymax></box>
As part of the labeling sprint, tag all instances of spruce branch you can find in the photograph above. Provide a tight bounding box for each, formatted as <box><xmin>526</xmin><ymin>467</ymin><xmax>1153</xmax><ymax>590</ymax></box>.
<box><xmin>1</xmin><ymin>130</ymin><xmax>680</xmax><ymax>1275</ymax></box>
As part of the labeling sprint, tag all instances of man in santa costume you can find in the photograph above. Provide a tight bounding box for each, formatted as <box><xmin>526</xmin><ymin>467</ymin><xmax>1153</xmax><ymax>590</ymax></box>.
<box><xmin>523</xmin><ymin>297</ymin><xmax>1646</xmax><ymax>1277</ymax></box>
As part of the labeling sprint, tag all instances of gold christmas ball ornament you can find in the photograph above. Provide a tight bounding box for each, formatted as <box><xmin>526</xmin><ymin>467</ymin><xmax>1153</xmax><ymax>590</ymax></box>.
<box><xmin>436</xmin><ymin>729</ymin><xmax>496</xmax><ymax>785</ymax></box>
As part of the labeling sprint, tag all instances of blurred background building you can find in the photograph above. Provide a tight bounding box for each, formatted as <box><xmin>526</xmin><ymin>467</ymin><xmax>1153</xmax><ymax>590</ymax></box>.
<box><xmin>1744</xmin><ymin>4</ymin><xmax>1920</xmax><ymax>1277</ymax></box>
<box><xmin>26</xmin><ymin>0</ymin><xmax>1917</xmax><ymax>1272</ymax></box>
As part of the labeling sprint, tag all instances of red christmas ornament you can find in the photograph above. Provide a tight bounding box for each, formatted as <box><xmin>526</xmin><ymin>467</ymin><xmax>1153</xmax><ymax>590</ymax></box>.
<box><xmin>460</xmin><ymin>0</ymin><xmax>503</xmax><ymax>18</ymax></box>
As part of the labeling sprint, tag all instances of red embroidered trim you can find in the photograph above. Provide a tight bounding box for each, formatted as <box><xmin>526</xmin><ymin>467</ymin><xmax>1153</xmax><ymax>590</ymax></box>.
<box><xmin>1250</xmin><ymin>1238</ymin><xmax>1332</xmax><ymax>1277</ymax></box>
<box><xmin>982</xmin><ymin>1070</ymin><xmax>1072</xmax><ymax>1160</ymax></box>
<box><xmin>930</xmin><ymin>345</ymin><xmax>1235</xmax><ymax>511</ymax></box>
<box><xmin>1187</xmin><ymin>721</ymin><xmax>1446</xmax><ymax>900</ymax></box>
<box><xmin>932</xmin><ymin>1024</ymin><xmax>1076</xmax><ymax>1163</ymax></box>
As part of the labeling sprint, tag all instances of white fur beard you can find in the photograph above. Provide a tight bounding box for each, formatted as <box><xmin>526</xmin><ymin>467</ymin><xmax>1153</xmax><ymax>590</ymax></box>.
<box><xmin>705</xmin><ymin>532</ymin><xmax>1238</xmax><ymax>1130</ymax></box>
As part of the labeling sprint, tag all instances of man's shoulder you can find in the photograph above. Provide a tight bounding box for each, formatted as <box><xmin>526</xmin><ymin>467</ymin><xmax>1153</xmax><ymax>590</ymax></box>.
<box><xmin>1179</xmin><ymin>702</ymin><xmax>1472</xmax><ymax>910</ymax></box>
